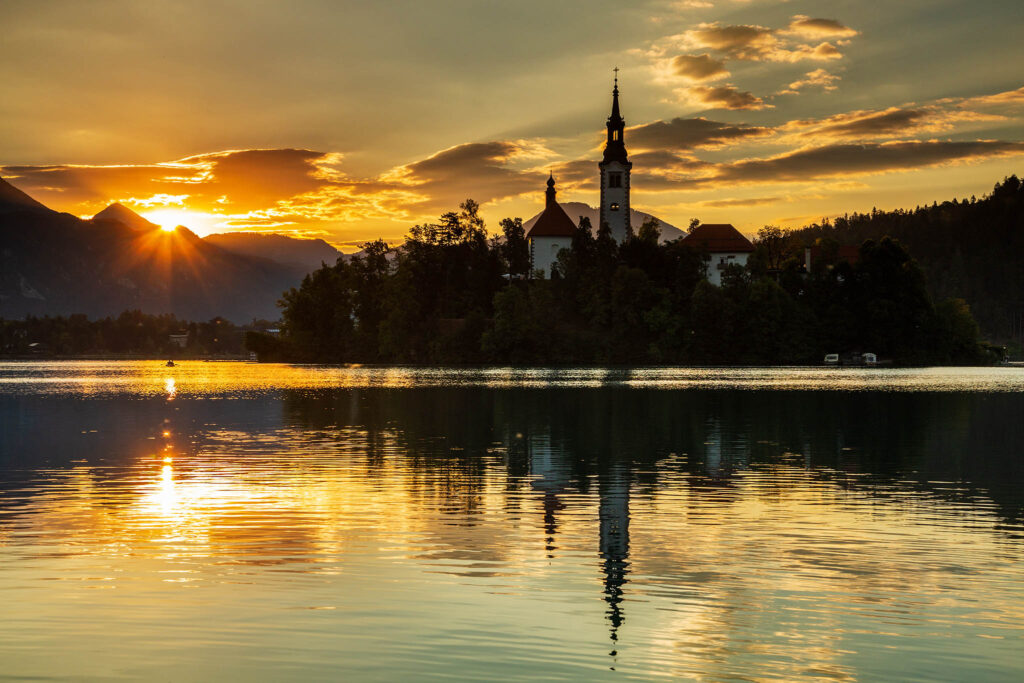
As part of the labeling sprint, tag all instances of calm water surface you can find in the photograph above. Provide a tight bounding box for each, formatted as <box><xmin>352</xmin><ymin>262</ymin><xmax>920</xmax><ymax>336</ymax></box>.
<box><xmin>1</xmin><ymin>362</ymin><xmax>1023</xmax><ymax>681</ymax></box>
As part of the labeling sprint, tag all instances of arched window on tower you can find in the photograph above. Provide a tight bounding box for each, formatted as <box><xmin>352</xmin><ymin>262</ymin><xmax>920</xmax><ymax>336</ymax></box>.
<box><xmin>612</xmin><ymin>130</ymin><xmax>620</xmax><ymax>141</ymax></box>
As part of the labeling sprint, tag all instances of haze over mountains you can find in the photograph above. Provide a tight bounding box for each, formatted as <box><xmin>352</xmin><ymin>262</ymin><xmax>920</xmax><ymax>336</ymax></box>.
<box><xmin>0</xmin><ymin>178</ymin><xmax>341</xmax><ymax>323</ymax></box>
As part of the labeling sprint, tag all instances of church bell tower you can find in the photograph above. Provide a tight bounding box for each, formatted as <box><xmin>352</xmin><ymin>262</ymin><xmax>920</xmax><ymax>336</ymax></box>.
<box><xmin>599</xmin><ymin>70</ymin><xmax>632</xmax><ymax>243</ymax></box>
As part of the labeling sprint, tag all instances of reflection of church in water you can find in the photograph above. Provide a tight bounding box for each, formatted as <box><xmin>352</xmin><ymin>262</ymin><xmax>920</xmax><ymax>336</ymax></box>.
<box><xmin>524</xmin><ymin>431</ymin><xmax>631</xmax><ymax>660</ymax></box>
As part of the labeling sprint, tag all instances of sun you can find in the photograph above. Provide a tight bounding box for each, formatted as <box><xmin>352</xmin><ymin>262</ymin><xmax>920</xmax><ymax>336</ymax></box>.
<box><xmin>140</xmin><ymin>208</ymin><xmax>218</xmax><ymax>236</ymax></box>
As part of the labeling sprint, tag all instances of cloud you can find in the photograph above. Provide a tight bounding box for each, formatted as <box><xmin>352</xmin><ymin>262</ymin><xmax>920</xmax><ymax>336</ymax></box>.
<box><xmin>700</xmin><ymin>196</ymin><xmax>780</xmax><ymax>207</ymax></box>
<box><xmin>713</xmin><ymin>140</ymin><xmax>1024</xmax><ymax>184</ymax></box>
<box><xmin>784</xmin><ymin>16</ymin><xmax>859</xmax><ymax>39</ymax></box>
<box><xmin>783</xmin><ymin>106</ymin><xmax>1006</xmax><ymax>140</ymax></box>
<box><xmin>778</xmin><ymin>68</ymin><xmax>840</xmax><ymax>95</ymax></box>
<box><xmin>670</xmin><ymin>54</ymin><xmax>729</xmax><ymax>81</ymax></box>
<box><xmin>681</xmin><ymin>22</ymin><xmax>851</xmax><ymax>63</ymax></box>
<box><xmin>628</xmin><ymin>117</ymin><xmax>773</xmax><ymax>150</ymax></box>
<box><xmin>386</xmin><ymin>140</ymin><xmax>551</xmax><ymax>212</ymax></box>
<box><xmin>950</xmin><ymin>86</ymin><xmax>1024</xmax><ymax>109</ymax></box>
<box><xmin>684</xmin><ymin>84</ymin><xmax>770</xmax><ymax>110</ymax></box>
<box><xmin>623</xmin><ymin>139</ymin><xmax>1024</xmax><ymax>193</ymax></box>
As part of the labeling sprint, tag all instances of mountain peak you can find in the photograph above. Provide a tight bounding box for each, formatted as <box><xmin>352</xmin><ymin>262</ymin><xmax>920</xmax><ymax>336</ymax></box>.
<box><xmin>0</xmin><ymin>177</ymin><xmax>52</xmax><ymax>214</ymax></box>
<box><xmin>92</xmin><ymin>203</ymin><xmax>159</xmax><ymax>231</ymax></box>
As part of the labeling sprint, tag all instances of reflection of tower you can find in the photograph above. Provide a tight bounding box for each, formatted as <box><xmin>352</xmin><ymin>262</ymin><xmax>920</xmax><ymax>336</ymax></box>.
<box><xmin>528</xmin><ymin>432</ymin><xmax>571</xmax><ymax>558</ymax></box>
<box><xmin>598</xmin><ymin>462</ymin><xmax>630</xmax><ymax>657</ymax></box>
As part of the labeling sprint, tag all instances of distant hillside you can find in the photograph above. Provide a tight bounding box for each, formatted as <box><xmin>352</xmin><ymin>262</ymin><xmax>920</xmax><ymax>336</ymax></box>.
<box><xmin>790</xmin><ymin>175</ymin><xmax>1024</xmax><ymax>340</ymax></box>
<box><xmin>204</xmin><ymin>232</ymin><xmax>342</xmax><ymax>272</ymax></box>
<box><xmin>0</xmin><ymin>179</ymin><xmax>307</xmax><ymax>323</ymax></box>
<box><xmin>525</xmin><ymin>202</ymin><xmax>684</xmax><ymax>242</ymax></box>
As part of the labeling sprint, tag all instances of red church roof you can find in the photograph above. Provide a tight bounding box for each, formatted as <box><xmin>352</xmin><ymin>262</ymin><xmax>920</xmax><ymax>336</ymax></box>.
<box><xmin>526</xmin><ymin>202</ymin><xmax>577</xmax><ymax>238</ymax></box>
<box><xmin>682</xmin><ymin>223</ymin><xmax>754</xmax><ymax>253</ymax></box>
<box><xmin>526</xmin><ymin>174</ymin><xmax>577</xmax><ymax>238</ymax></box>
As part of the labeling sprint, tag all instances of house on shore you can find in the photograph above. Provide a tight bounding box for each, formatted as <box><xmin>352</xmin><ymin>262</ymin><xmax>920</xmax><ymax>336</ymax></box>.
<box><xmin>681</xmin><ymin>224</ymin><xmax>755</xmax><ymax>286</ymax></box>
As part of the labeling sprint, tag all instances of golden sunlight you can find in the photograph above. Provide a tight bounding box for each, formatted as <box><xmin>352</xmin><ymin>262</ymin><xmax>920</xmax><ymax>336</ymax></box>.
<box><xmin>141</xmin><ymin>208</ymin><xmax>219</xmax><ymax>235</ymax></box>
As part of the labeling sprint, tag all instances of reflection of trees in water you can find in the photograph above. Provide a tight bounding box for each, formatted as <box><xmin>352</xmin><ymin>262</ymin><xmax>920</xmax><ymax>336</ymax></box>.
<box><xmin>282</xmin><ymin>386</ymin><xmax>1024</xmax><ymax>652</ymax></box>
<box><xmin>3</xmin><ymin>387</ymin><xmax>1022</xmax><ymax>655</ymax></box>
<box><xmin>282</xmin><ymin>387</ymin><xmax>1024</xmax><ymax>524</ymax></box>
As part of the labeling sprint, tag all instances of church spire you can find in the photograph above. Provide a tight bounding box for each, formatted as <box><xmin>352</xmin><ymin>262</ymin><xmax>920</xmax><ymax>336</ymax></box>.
<box><xmin>603</xmin><ymin>69</ymin><xmax>628</xmax><ymax>164</ymax></box>
<box><xmin>545</xmin><ymin>172</ymin><xmax>556</xmax><ymax>207</ymax></box>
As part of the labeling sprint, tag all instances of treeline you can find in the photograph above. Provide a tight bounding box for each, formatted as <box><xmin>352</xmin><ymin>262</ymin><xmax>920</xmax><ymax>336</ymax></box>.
<box><xmin>0</xmin><ymin>310</ymin><xmax>253</xmax><ymax>356</ymax></box>
<box><xmin>267</xmin><ymin>199</ymin><xmax>992</xmax><ymax>365</ymax></box>
<box><xmin>790</xmin><ymin>175</ymin><xmax>1024</xmax><ymax>341</ymax></box>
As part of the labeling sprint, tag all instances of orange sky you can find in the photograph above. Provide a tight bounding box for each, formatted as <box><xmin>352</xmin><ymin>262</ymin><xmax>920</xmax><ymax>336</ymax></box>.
<box><xmin>2</xmin><ymin>1</ymin><xmax>1022</xmax><ymax>249</ymax></box>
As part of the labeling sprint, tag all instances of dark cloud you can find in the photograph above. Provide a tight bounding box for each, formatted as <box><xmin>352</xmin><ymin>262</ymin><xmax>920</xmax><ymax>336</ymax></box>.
<box><xmin>714</xmin><ymin>140</ymin><xmax>1024</xmax><ymax>183</ymax></box>
<box><xmin>393</xmin><ymin>141</ymin><xmax>542</xmax><ymax>211</ymax></box>
<box><xmin>629</xmin><ymin>117</ymin><xmax>772</xmax><ymax>151</ymax></box>
<box><xmin>687</xmin><ymin>23</ymin><xmax>774</xmax><ymax>57</ymax></box>
<box><xmin>808</xmin><ymin>109</ymin><xmax>930</xmax><ymax>137</ymax></box>
<box><xmin>670</xmin><ymin>54</ymin><xmax>729</xmax><ymax>81</ymax></box>
<box><xmin>687</xmin><ymin>85</ymin><xmax>769</xmax><ymax>110</ymax></box>
<box><xmin>783</xmin><ymin>105</ymin><xmax>1005</xmax><ymax>140</ymax></box>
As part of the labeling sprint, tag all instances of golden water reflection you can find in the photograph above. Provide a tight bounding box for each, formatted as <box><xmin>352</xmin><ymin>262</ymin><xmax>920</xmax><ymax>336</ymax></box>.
<box><xmin>0</xmin><ymin>364</ymin><xmax>1023</xmax><ymax>680</ymax></box>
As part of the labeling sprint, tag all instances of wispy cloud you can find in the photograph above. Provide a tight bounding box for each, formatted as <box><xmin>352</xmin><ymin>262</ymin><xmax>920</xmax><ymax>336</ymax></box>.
<box><xmin>777</xmin><ymin>69</ymin><xmax>840</xmax><ymax>95</ymax></box>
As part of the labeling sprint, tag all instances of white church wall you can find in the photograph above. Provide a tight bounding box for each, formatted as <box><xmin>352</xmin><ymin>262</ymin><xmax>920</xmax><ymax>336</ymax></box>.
<box><xmin>707</xmin><ymin>252</ymin><xmax>749</xmax><ymax>286</ymax></box>
<box><xmin>530</xmin><ymin>236</ymin><xmax>571</xmax><ymax>277</ymax></box>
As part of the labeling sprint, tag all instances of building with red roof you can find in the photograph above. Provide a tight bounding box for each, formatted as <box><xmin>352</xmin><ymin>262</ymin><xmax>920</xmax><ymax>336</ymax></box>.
<box><xmin>681</xmin><ymin>224</ymin><xmax>755</xmax><ymax>286</ymax></box>
<box><xmin>526</xmin><ymin>174</ymin><xmax>577</xmax><ymax>275</ymax></box>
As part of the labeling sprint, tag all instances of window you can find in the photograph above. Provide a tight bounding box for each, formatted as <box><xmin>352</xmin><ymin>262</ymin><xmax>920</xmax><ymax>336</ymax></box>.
<box><xmin>610</xmin><ymin>202</ymin><xmax>620</xmax><ymax>211</ymax></box>
<box><xmin>612</xmin><ymin>130</ymin><xmax>620</xmax><ymax>141</ymax></box>
<box><xmin>608</xmin><ymin>173</ymin><xmax>622</xmax><ymax>188</ymax></box>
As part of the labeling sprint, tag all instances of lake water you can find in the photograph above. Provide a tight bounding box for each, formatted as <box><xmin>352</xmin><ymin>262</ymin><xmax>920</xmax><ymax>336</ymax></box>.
<box><xmin>1</xmin><ymin>362</ymin><xmax>1023</xmax><ymax>681</ymax></box>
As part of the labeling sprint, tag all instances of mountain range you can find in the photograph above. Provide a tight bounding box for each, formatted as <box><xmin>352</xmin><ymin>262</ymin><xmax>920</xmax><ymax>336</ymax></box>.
<box><xmin>0</xmin><ymin>178</ymin><xmax>341</xmax><ymax>323</ymax></box>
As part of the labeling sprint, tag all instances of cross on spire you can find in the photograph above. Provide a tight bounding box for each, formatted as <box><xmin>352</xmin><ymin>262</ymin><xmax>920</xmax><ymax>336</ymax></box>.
<box><xmin>613</xmin><ymin>66</ymin><xmax>619</xmax><ymax>89</ymax></box>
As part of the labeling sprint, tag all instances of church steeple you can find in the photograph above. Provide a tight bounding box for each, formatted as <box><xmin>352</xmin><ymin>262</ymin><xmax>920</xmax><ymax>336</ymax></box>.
<box><xmin>603</xmin><ymin>69</ymin><xmax>628</xmax><ymax>164</ymax></box>
<box><xmin>598</xmin><ymin>68</ymin><xmax>633</xmax><ymax>243</ymax></box>
<box><xmin>545</xmin><ymin>172</ymin><xmax>556</xmax><ymax>207</ymax></box>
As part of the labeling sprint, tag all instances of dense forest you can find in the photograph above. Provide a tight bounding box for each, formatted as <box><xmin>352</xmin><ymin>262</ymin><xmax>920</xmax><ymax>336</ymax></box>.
<box><xmin>0</xmin><ymin>310</ymin><xmax>252</xmax><ymax>357</ymax></box>
<box><xmin>261</xmin><ymin>190</ymin><xmax>1000</xmax><ymax>365</ymax></box>
<box><xmin>790</xmin><ymin>175</ymin><xmax>1024</xmax><ymax>340</ymax></box>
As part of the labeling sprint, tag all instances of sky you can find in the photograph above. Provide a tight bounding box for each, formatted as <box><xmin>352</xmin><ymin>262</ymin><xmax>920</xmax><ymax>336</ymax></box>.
<box><xmin>1</xmin><ymin>0</ymin><xmax>1022</xmax><ymax>248</ymax></box>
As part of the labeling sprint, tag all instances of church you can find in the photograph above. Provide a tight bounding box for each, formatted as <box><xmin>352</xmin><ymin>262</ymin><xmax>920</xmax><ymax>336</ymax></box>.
<box><xmin>526</xmin><ymin>76</ymin><xmax>753</xmax><ymax>283</ymax></box>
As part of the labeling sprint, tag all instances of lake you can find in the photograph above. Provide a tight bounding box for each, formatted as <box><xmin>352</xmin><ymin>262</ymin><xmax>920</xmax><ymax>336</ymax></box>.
<box><xmin>1</xmin><ymin>362</ymin><xmax>1023</xmax><ymax>681</ymax></box>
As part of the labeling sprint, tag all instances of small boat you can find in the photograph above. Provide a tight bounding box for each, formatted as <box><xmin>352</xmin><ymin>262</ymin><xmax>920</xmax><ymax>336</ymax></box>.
<box><xmin>824</xmin><ymin>353</ymin><xmax>839</xmax><ymax>365</ymax></box>
<box><xmin>166</xmin><ymin>360</ymin><xmax>175</xmax><ymax>367</ymax></box>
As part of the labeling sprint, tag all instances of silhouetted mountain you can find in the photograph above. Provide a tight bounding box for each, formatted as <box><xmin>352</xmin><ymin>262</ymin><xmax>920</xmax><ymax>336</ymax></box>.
<box><xmin>92</xmin><ymin>202</ymin><xmax>160</xmax><ymax>232</ymax></box>
<box><xmin>0</xmin><ymin>179</ymin><xmax>306</xmax><ymax>323</ymax></box>
<box><xmin>203</xmin><ymin>232</ymin><xmax>343</xmax><ymax>272</ymax></box>
<box><xmin>0</xmin><ymin>177</ymin><xmax>50</xmax><ymax>214</ymax></box>
<box><xmin>525</xmin><ymin>202</ymin><xmax>684</xmax><ymax>242</ymax></box>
